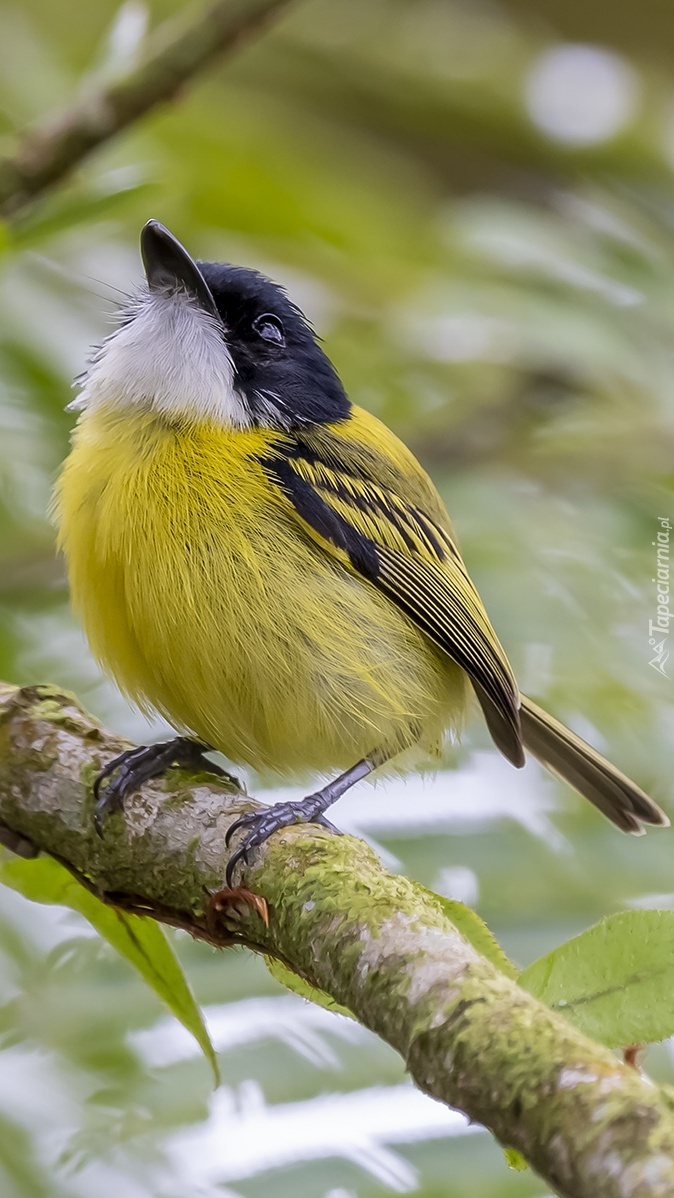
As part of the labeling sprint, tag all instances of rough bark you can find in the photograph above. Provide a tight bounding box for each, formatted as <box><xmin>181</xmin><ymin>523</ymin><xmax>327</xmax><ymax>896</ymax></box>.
<box><xmin>0</xmin><ymin>0</ymin><xmax>293</xmax><ymax>219</ymax></box>
<box><xmin>1</xmin><ymin>681</ymin><xmax>674</xmax><ymax>1196</ymax></box>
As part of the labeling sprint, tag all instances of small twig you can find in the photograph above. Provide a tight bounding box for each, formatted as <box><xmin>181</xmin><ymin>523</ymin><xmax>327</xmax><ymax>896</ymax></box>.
<box><xmin>0</xmin><ymin>0</ymin><xmax>293</xmax><ymax>219</ymax></box>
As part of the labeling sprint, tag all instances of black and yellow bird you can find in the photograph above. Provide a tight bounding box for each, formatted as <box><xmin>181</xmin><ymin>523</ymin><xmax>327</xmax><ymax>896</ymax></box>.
<box><xmin>53</xmin><ymin>221</ymin><xmax>668</xmax><ymax>884</ymax></box>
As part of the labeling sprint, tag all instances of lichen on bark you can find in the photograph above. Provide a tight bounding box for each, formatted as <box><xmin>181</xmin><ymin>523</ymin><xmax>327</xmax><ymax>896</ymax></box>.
<box><xmin>1</xmin><ymin>681</ymin><xmax>674</xmax><ymax>1198</ymax></box>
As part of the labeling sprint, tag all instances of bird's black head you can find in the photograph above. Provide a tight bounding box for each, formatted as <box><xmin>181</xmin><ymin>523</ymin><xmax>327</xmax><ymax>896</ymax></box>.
<box><xmin>76</xmin><ymin>221</ymin><xmax>350</xmax><ymax>428</ymax></box>
<box><xmin>196</xmin><ymin>258</ymin><xmax>350</xmax><ymax>428</ymax></box>
<box><xmin>76</xmin><ymin>219</ymin><xmax>349</xmax><ymax>432</ymax></box>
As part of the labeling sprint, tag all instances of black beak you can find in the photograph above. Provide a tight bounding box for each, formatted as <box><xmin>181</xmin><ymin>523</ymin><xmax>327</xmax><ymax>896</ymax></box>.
<box><xmin>140</xmin><ymin>220</ymin><xmax>219</xmax><ymax>319</ymax></box>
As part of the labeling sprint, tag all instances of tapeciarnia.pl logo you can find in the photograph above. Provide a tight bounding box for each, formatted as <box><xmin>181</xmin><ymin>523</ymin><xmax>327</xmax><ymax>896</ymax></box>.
<box><xmin>649</xmin><ymin>516</ymin><xmax>671</xmax><ymax>677</ymax></box>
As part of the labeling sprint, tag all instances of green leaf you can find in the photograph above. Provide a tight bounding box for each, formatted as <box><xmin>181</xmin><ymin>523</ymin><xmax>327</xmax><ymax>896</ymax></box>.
<box><xmin>0</xmin><ymin>854</ymin><xmax>219</xmax><ymax>1083</ymax></box>
<box><xmin>265</xmin><ymin>955</ymin><xmax>354</xmax><ymax>1019</ymax></box>
<box><xmin>416</xmin><ymin>884</ymin><xmax>518</xmax><ymax>980</ymax></box>
<box><xmin>520</xmin><ymin>909</ymin><xmax>674</xmax><ymax>1047</ymax></box>
<box><xmin>504</xmin><ymin>1147</ymin><xmax>528</xmax><ymax>1171</ymax></box>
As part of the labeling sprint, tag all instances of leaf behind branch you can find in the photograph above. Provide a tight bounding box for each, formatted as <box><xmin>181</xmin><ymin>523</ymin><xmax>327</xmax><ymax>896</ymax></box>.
<box><xmin>520</xmin><ymin>908</ymin><xmax>674</xmax><ymax>1047</ymax></box>
<box><xmin>0</xmin><ymin>854</ymin><xmax>219</xmax><ymax>1084</ymax></box>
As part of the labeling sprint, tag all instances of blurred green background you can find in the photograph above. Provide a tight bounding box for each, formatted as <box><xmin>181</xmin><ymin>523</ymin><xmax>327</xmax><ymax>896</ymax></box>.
<box><xmin>2</xmin><ymin>0</ymin><xmax>674</xmax><ymax>1194</ymax></box>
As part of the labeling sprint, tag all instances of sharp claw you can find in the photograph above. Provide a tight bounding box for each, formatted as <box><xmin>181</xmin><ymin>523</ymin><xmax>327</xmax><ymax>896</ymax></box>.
<box><xmin>94</xmin><ymin>776</ymin><xmax>125</xmax><ymax>837</ymax></box>
<box><xmin>224</xmin><ymin>799</ymin><xmax>342</xmax><ymax>887</ymax></box>
<box><xmin>93</xmin><ymin>758</ymin><xmax>115</xmax><ymax>802</ymax></box>
<box><xmin>314</xmin><ymin>814</ymin><xmax>341</xmax><ymax>834</ymax></box>
<box><xmin>92</xmin><ymin>739</ymin><xmax>232</xmax><ymax>837</ymax></box>
<box><xmin>94</xmin><ymin>800</ymin><xmax>112</xmax><ymax>837</ymax></box>
<box><xmin>225</xmin><ymin>848</ymin><xmax>244</xmax><ymax>889</ymax></box>
<box><xmin>225</xmin><ymin>811</ymin><xmax>257</xmax><ymax>847</ymax></box>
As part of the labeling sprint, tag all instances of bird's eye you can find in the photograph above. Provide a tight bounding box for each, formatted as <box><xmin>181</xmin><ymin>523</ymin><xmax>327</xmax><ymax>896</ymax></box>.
<box><xmin>253</xmin><ymin>313</ymin><xmax>285</xmax><ymax>345</ymax></box>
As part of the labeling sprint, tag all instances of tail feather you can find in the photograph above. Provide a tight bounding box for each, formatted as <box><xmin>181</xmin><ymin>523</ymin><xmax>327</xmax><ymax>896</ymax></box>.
<box><xmin>520</xmin><ymin>696</ymin><xmax>669</xmax><ymax>834</ymax></box>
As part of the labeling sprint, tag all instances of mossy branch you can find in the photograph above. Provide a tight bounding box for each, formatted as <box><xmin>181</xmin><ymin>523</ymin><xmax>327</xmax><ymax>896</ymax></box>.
<box><xmin>1</xmin><ymin>681</ymin><xmax>674</xmax><ymax>1198</ymax></box>
<box><xmin>0</xmin><ymin>0</ymin><xmax>293</xmax><ymax>220</ymax></box>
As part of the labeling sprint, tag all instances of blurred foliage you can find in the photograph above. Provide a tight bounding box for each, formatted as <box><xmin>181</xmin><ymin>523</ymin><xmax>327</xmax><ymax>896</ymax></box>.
<box><xmin>1</xmin><ymin>0</ymin><xmax>674</xmax><ymax>1194</ymax></box>
<box><xmin>0</xmin><ymin>855</ymin><xmax>218</xmax><ymax>1081</ymax></box>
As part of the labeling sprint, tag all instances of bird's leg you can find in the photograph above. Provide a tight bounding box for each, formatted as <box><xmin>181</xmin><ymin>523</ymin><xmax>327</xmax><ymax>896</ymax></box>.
<box><xmin>94</xmin><ymin>736</ymin><xmax>239</xmax><ymax>835</ymax></box>
<box><xmin>225</xmin><ymin>750</ymin><xmax>388</xmax><ymax>887</ymax></box>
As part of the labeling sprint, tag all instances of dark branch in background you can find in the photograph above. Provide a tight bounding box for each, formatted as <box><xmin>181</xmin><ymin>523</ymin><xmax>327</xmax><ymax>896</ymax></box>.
<box><xmin>1</xmin><ymin>682</ymin><xmax>674</xmax><ymax>1198</ymax></box>
<box><xmin>0</xmin><ymin>0</ymin><xmax>293</xmax><ymax>220</ymax></box>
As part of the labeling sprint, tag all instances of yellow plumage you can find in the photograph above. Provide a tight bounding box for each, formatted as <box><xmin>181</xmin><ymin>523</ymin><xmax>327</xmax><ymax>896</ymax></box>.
<box><xmin>54</xmin><ymin>403</ymin><xmax>467</xmax><ymax>778</ymax></box>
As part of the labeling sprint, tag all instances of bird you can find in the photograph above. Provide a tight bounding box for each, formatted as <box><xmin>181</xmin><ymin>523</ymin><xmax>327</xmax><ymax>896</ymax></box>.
<box><xmin>53</xmin><ymin>220</ymin><xmax>669</xmax><ymax>886</ymax></box>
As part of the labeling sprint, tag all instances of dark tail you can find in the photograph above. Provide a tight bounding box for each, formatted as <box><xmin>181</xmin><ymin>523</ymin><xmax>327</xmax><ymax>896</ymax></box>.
<box><xmin>520</xmin><ymin>696</ymin><xmax>669</xmax><ymax>834</ymax></box>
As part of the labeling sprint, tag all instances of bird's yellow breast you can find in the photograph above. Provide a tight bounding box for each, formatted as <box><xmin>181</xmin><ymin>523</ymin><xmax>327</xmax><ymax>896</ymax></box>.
<box><xmin>54</xmin><ymin>406</ymin><xmax>465</xmax><ymax>777</ymax></box>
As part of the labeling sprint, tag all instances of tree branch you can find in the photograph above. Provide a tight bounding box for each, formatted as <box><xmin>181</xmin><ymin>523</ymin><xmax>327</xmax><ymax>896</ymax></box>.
<box><xmin>1</xmin><ymin>681</ymin><xmax>674</xmax><ymax>1197</ymax></box>
<box><xmin>0</xmin><ymin>0</ymin><xmax>293</xmax><ymax>220</ymax></box>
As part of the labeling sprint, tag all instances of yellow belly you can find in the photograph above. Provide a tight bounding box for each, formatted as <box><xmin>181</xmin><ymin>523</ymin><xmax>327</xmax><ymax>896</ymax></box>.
<box><xmin>53</xmin><ymin>407</ymin><xmax>466</xmax><ymax>778</ymax></box>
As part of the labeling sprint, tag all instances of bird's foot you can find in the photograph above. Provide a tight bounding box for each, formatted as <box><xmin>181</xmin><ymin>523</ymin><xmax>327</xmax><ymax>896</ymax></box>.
<box><xmin>225</xmin><ymin>796</ymin><xmax>340</xmax><ymax>887</ymax></box>
<box><xmin>94</xmin><ymin>737</ymin><xmax>239</xmax><ymax>835</ymax></box>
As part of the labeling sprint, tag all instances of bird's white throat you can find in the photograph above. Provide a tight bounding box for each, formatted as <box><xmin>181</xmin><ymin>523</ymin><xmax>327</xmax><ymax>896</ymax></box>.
<box><xmin>72</xmin><ymin>290</ymin><xmax>250</xmax><ymax>426</ymax></box>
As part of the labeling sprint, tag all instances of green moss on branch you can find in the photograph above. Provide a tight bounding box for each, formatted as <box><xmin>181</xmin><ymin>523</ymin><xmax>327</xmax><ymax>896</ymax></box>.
<box><xmin>1</xmin><ymin>681</ymin><xmax>674</xmax><ymax>1198</ymax></box>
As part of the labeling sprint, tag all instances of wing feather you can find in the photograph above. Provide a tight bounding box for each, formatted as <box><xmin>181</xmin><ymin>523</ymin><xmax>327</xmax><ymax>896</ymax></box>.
<box><xmin>262</xmin><ymin>414</ymin><xmax>524</xmax><ymax>766</ymax></box>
